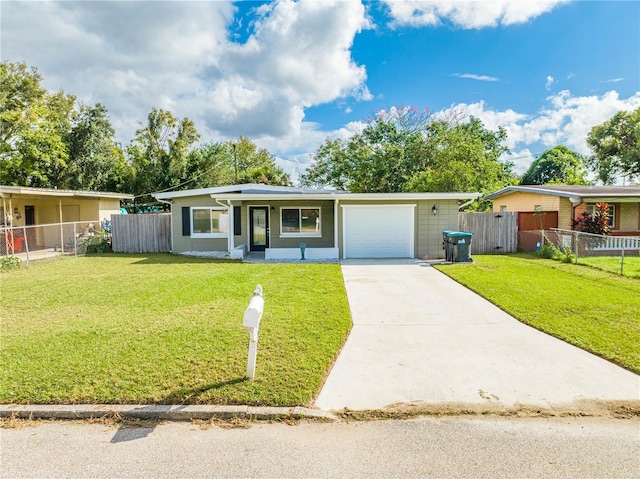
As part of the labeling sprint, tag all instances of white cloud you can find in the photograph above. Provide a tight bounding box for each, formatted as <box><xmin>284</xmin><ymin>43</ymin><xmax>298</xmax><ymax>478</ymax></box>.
<box><xmin>545</xmin><ymin>75</ymin><xmax>555</xmax><ymax>91</ymax></box>
<box><xmin>201</xmin><ymin>0</ymin><xmax>372</xmax><ymax>138</ymax></box>
<box><xmin>452</xmin><ymin>73</ymin><xmax>500</xmax><ymax>82</ymax></box>
<box><xmin>501</xmin><ymin>149</ymin><xmax>537</xmax><ymax>174</ymax></box>
<box><xmin>600</xmin><ymin>78</ymin><xmax>624</xmax><ymax>83</ymax></box>
<box><xmin>1</xmin><ymin>0</ymin><xmax>371</xmax><ymax>145</ymax></box>
<box><xmin>442</xmin><ymin>90</ymin><xmax>640</xmax><ymax>155</ymax></box>
<box><xmin>383</xmin><ymin>0</ymin><xmax>570</xmax><ymax>29</ymax></box>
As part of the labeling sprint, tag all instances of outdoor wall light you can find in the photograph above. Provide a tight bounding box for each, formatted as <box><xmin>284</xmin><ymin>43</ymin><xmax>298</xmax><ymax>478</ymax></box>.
<box><xmin>432</xmin><ymin>204</ymin><xmax>438</xmax><ymax>215</ymax></box>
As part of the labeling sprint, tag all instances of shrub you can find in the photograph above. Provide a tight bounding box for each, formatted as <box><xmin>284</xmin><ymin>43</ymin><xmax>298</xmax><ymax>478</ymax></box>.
<box><xmin>539</xmin><ymin>244</ymin><xmax>558</xmax><ymax>259</ymax></box>
<box><xmin>83</xmin><ymin>231</ymin><xmax>112</xmax><ymax>254</ymax></box>
<box><xmin>571</xmin><ymin>202</ymin><xmax>611</xmax><ymax>236</ymax></box>
<box><xmin>0</xmin><ymin>256</ymin><xmax>22</xmax><ymax>272</ymax></box>
<box><xmin>558</xmin><ymin>246</ymin><xmax>576</xmax><ymax>263</ymax></box>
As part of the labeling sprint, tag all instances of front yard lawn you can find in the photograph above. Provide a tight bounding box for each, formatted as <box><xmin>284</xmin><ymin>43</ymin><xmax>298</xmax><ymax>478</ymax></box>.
<box><xmin>0</xmin><ymin>254</ymin><xmax>352</xmax><ymax>406</ymax></box>
<box><xmin>578</xmin><ymin>255</ymin><xmax>640</xmax><ymax>279</ymax></box>
<box><xmin>435</xmin><ymin>255</ymin><xmax>640</xmax><ymax>374</ymax></box>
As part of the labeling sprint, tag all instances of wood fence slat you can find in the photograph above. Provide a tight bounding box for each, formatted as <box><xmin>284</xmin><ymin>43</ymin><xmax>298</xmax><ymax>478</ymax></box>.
<box><xmin>111</xmin><ymin>214</ymin><xmax>171</xmax><ymax>253</ymax></box>
<box><xmin>459</xmin><ymin>212</ymin><xmax>518</xmax><ymax>254</ymax></box>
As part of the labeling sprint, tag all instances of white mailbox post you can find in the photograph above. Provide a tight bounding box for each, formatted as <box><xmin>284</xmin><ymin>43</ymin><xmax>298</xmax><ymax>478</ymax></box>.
<box><xmin>243</xmin><ymin>285</ymin><xmax>264</xmax><ymax>380</ymax></box>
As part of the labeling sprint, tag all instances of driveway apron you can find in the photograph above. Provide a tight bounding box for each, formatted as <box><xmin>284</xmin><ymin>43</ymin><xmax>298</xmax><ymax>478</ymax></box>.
<box><xmin>314</xmin><ymin>259</ymin><xmax>640</xmax><ymax>411</ymax></box>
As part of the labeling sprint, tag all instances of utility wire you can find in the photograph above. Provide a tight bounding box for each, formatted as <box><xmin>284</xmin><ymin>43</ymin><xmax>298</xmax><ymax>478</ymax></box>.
<box><xmin>131</xmin><ymin>161</ymin><xmax>222</xmax><ymax>199</ymax></box>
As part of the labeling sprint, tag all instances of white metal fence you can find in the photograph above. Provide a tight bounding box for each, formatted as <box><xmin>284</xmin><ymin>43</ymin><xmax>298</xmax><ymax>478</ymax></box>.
<box><xmin>1</xmin><ymin>220</ymin><xmax>105</xmax><ymax>265</ymax></box>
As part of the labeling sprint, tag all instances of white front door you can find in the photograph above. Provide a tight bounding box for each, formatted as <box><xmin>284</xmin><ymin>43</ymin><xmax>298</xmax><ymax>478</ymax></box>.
<box><xmin>343</xmin><ymin>205</ymin><xmax>414</xmax><ymax>259</ymax></box>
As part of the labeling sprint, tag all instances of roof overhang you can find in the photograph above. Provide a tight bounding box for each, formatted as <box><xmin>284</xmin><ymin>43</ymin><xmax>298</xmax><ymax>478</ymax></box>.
<box><xmin>486</xmin><ymin>186</ymin><xmax>640</xmax><ymax>202</ymax></box>
<box><xmin>210</xmin><ymin>192</ymin><xmax>481</xmax><ymax>201</ymax></box>
<box><xmin>581</xmin><ymin>196</ymin><xmax>640</xmax><ymax>203</ymax></box>
<box><xmin>0</xmin><ymin>185</ymin><xmax>133</xmax><ymax>200</ymax></box>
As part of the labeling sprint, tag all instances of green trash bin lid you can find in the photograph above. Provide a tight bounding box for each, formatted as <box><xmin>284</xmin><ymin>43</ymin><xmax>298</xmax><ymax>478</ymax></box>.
<box><xmin>445</xmin><ymin>231</ymin><xmax>473</xmax><ymax>237</ymax></box>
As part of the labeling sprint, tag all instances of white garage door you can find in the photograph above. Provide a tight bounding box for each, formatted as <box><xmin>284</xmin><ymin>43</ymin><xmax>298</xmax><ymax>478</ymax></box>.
<box><xmin>343</xmin><ymin>205</ymin><xmax>414</xmax><ymax>259</ymax></box>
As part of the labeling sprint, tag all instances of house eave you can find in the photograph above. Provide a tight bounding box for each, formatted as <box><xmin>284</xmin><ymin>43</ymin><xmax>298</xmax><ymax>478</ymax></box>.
<box><xmin>0</xmin><ymin>185</ymin><xmax>133</xmax><ymax>200</ymax></box>
<box><xmin>211</xmin><ymin>192</ymin><xmax>481</xmax><ymax>201</ymax></box>
<box><xmin>486</xmin><ymin>185</ymin><xmax>640</xmax><ymax>202</ymax></box>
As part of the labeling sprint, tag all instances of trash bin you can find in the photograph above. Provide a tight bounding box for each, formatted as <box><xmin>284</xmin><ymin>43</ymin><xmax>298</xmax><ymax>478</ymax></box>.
<box><xmin>442</xmin><ymin>231</ymin><xmax>474</xmax><ymax>263</ymax></box>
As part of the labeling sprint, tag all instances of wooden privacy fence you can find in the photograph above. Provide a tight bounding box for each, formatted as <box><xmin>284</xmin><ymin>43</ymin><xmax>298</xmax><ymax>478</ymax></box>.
<box><xmin>459</xmin><ymin>212</ymin><xmax>518</xmax><ymax>254</ymax></box>
<box><xmin>111</xmin><ymin>213</ymin><xmax>171</xmax><ymax>253</ymax></box>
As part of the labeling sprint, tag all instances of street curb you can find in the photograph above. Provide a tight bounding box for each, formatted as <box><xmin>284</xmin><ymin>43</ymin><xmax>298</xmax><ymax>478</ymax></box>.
<box><xmin>0</xmin><ymin>405</ymin><xmax>337</xmax><ymax>422</ymax></box>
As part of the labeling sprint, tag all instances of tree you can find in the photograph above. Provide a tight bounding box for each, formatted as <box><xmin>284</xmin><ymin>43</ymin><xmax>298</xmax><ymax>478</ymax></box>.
<box><xmin>0</xmin><ymin>61</ymin><xmax>75</xmax><ymax>187</ymax></box>
<box><xmin>405</xmin><ymin>117</ymin><xmax>514</xmax><ymax>210</ymax></box>
<box><xmin>520</xmin><ymin>145</ymin><xmax>588</xmax><ymax>185</ymax></box>
<box><xmin>127</xmin><ymin>108</ymin><xmax>200</xmax><ymax>202</ymax></box>
<box><xmin>64</xmin><ymin>103</ymin><xmax>132</xmax><ymax>192</ymax></box>
<box><xmin>186</xmin><ymin>136</ymin><xmax>291</xmax><ymax>189</ymax></box>
<box><xmin>586</xmin><ymin>107</ymin><xmax>640</xmax><ymax>184</ymax></box>
<box><xmin>301</xmin><ymin>108</ymin><xmax>514</xmax><ymax>209</ymax></box>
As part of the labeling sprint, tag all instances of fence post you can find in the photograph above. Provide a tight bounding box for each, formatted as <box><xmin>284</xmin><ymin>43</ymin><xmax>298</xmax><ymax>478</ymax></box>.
<box><xmin>574</xmin><ymin>232</ymin><xmax>580</xmax><ymax>263</ymax></box>
<box><xmin>621</xmin><ymin>247</ymin><xmax>625</xmax><ymax>276</ymax></box>
<box><xmin>73</xmin><ymin>223</ymin><xmax>77</xmax><ymax>257</ymax></box>
<box><xmin>22</xmin><ymin>226</ymin><xmax>30</xmax><ymax>267</ymax></box>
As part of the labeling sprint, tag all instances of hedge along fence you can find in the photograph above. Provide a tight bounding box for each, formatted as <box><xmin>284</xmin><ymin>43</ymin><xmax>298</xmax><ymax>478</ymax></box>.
<box><xmin>111</xmin><ymin>213</ymin><xmax>171</xmax><ymax>253</ymax></box>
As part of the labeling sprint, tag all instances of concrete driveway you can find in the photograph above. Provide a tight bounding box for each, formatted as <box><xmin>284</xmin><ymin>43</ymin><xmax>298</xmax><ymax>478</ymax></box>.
<box><xmin>314</xmin><ymin>259</ymin><xmax>640</xmax><ymax>411</ymax></box>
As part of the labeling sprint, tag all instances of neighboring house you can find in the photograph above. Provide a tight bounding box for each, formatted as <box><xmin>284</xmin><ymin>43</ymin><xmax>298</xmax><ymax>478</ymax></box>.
<box><xmin>1</xmin><ymin>185</ymin><xmax>133</xmax><ymax>253</ymax></box>
<box><xmin>486</xmin><ymin>185</ymin><xmax>640</xmax><ymax>235</ymax></box>
<box><xmin>153</xmin><ymin>184</ymin><xmax>480</xmax><ymax>260</ymax></box>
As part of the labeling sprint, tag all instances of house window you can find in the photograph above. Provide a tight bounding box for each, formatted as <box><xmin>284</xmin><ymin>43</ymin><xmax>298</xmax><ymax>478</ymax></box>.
<box><xmin>500</xmin><ymin>205</ymin><xmax>507</xmax><ymax>212</ymax></box>
<box><xmin>280</xmin><ymin>207</ymin><xmax>321</xmax><ymax>236</ymax></box>
<box><xmin>586</xmin><ymin>204</ymin><xmax>615</xmax><ymax>228</ymax></box>
<box><xmin>191</xmin><ymin>207</ymin><xmax>228</xmax><ymax>238</ymax></box>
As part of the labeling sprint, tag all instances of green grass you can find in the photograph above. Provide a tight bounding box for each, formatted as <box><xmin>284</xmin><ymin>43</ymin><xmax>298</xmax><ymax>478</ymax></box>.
<box><xmin>0</xmin><ymin>254</ymin><xmax>352</xmax><ymax>406</ymax></box>
<box><xmin>578</xmin><ymin>255</ymin><xmax>640</xmax><ymax>278</ymax></box>
<box><xmin>435</xmin><ymin>255</ymin><xmax>640</xmax><ymax>374</ymax></box>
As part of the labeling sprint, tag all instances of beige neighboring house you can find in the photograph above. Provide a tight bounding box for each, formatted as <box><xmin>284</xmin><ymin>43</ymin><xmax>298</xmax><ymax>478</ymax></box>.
<box><xmin>153</xmin><ymin>184</ymin><xmax>480</xmax><ymax>260</ymax></box>
<box><xmin>486</xmin><ymin>185</ymin><xmax>640</xmax><ymax>235</ymax></box>
<box><xmin>1</xmin><ymin>185</ymin><xmax>133</xmax><ymax>254</ymax></box>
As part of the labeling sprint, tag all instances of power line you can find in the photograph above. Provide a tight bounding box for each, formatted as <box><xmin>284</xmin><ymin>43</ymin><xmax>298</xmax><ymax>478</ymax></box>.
<box><xmin>131</xmin><ymin>161</ymin><xmax>223</xmax><ymax>199</ymax></box>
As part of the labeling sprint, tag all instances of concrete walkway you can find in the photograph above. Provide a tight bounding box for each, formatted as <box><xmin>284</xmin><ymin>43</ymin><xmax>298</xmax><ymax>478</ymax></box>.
<box><xmin>315</xmin><ymin>259</ymin><xmax>640</xmax><ymax>411</ymax></box>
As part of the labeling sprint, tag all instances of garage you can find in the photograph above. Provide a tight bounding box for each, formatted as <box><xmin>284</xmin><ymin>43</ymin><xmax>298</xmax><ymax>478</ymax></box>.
<box><xmin>342</xmin><ymin>205</ymin><xmax>414</xmax><ymax>258</ymax></box>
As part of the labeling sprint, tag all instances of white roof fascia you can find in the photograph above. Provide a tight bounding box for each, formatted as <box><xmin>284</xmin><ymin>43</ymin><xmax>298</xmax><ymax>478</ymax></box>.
<box><xmin>487</xmin><ymin>186</ymin><xmax>640</xmax><ymax>202</ymax></box>
<box><xmin>0</xmin><ymin>186</ymin><xmax>132</xmax><ymax>199</ymax></box>
<box><xmin>153</xmin><ymin>186</ymin><xmax>246</xmax><ymax>200</ymax></box>
<box><xmin>211</xmin><ymin>192</ymin><xmax>481</xmax><ymax>201</ymax></box>
<box><xmin>486</xmin><ymin>186</ymin><xmax>578</xmax><ymax>200</ymax></box>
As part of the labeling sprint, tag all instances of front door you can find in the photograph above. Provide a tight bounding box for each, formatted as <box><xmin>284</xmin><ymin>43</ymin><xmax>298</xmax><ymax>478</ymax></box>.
<box><xmin>25</xmin><ymin>206</ymin><xmax>35</xmax><ymax>225</ymax></box>
<box><xmin>249</xmin><ymin>207</ymin><xmax>269</xmax><ymax>251</ymax></box>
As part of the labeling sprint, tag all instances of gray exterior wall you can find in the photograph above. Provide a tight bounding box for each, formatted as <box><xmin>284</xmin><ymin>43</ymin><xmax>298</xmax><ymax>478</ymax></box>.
<box><xmin>416</xmin><ymin>199</ymin><xmax>460</xmax><ymax>259</ymax></box>
<box><xmin>170</xmin><ymin>195</ymin><xmax>460</xmax><ymax>258</ymax></box>
<box><xmin>170</xmin><ymin>195</ymin><xmax>230</xmax><ymax>253</ymax></box>
<box><xmin>241</xmin><ymin>200</ymin><xmax>335</xmax><ymax>249</ymax></box>
<box><xmin>169</xmin><ymin>196</ymin><xmax>335</xmax><ymax>253</ymax></box>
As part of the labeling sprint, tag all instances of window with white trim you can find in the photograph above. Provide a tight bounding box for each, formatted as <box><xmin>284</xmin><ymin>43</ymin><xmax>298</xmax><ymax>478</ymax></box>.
<box><xmin>586</xmin><ymin>204</ymin><xmax>615</xmax><ymax>228</ymax></box>
<box><xmin>191</xmin><ymin>207</ymin><xmax>228</xmax><ymax>237</ymax></box>
<box><xmin>280</xmin><ymin>207</ymin><xmax>321</xmax><ymax>237</ymax></box>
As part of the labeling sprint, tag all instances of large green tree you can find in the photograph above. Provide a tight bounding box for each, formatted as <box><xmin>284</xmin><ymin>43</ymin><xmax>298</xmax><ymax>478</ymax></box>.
<box><xmin>520</xmin><ymin>145</ymin><xmax>588</xmax><ymax>185</ymax></box>
<box><xmin>300</xmin><ymin>108</ymin><xmax>514</xmax><ymax>209</ymax></box>
<box><xmin>586</xmin><ymin>107</ymin><xmax>640</xmax><ymax>184</ymax></box>
<box><xmin>0</xmin><ymin>61</ymin><xmax>75</xmax><ymax>187</ymax></box>
<box><xmin>186</xmin><ymin>136</ymin><xmax>291</xmax><ymax>189</ymax></box>
<box><xmin>127</xmin><ymin>108</ymin><xmax>200</xmax><ymax>202</ymax></box>
<box><xmin>64</xmin><ymin>103</ymin><xmax>132</xmax><ymax>192</ymax></box>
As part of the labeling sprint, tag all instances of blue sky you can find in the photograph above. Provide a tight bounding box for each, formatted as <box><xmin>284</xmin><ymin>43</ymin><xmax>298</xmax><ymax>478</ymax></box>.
<box><xmin>2</xmin><ymin>1</ymin><xmax>639</xmax><ymax>179</ymax></box>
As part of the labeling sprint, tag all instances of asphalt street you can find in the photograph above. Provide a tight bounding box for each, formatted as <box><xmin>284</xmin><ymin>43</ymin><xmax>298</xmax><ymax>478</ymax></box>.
<box><xmin>2</xmin><ymin>416</ymin><xmax>638</xmax><ymax>478</ymax></box>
